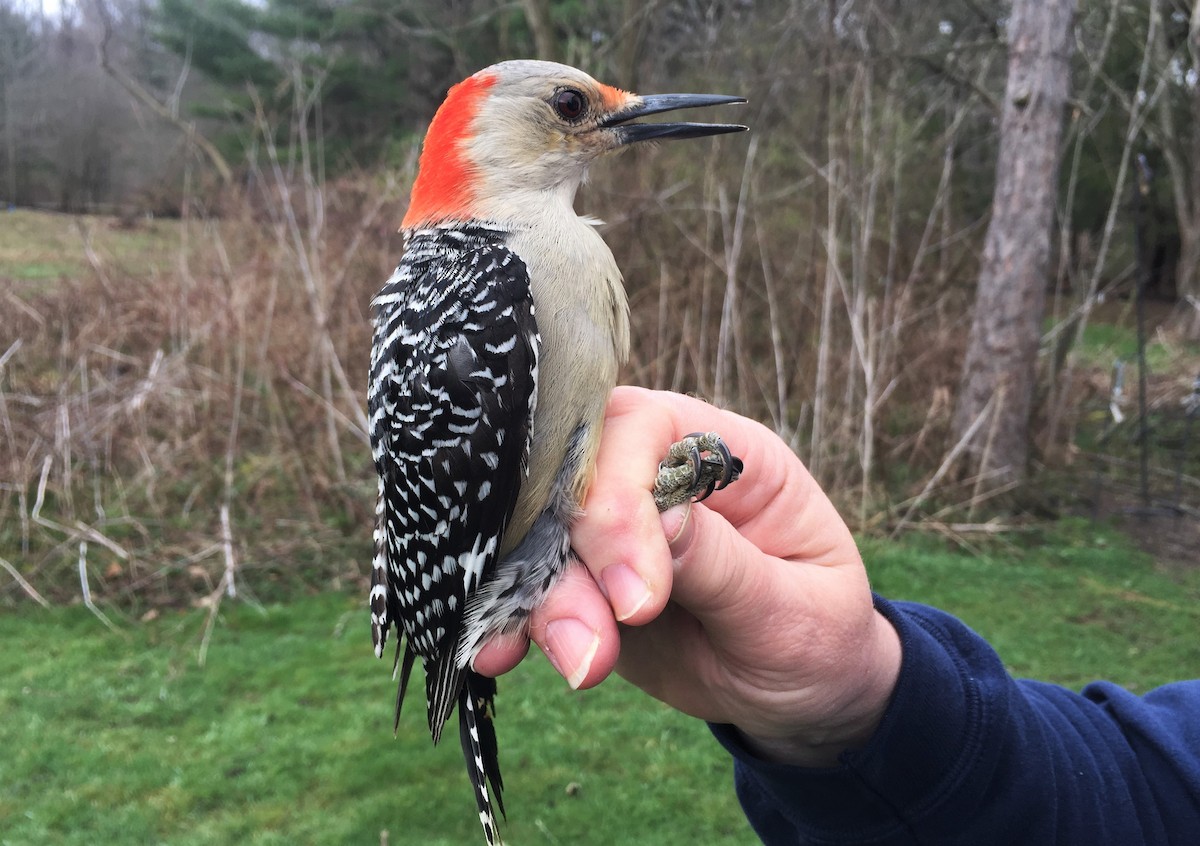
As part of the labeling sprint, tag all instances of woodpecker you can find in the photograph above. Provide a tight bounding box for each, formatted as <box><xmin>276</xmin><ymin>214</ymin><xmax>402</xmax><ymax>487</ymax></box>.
<box><xmin>368</xmin><ymin>60</ymin><xmax>745</xmax><ymax>844</ymax></box>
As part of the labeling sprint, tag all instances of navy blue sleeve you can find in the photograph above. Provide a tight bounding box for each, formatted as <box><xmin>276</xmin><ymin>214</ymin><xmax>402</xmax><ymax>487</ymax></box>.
<box><xmin>710</xmin><ymin>596</ymin><xmax>1200</xmax><ymax>845</ymax></box>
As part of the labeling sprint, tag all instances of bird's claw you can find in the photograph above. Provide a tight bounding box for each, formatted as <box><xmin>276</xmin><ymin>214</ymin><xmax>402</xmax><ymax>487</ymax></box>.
<box><xmin>652</xmin><ymin>431</ymin><xmax>743</xmax><ymax>512</ymax></box>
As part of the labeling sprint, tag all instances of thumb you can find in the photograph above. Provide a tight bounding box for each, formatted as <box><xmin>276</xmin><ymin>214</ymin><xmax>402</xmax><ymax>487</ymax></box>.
<box><xmin>659</xmin><ymin>500</ymin><xmax>797</xmax><ymax>649</ymax></box>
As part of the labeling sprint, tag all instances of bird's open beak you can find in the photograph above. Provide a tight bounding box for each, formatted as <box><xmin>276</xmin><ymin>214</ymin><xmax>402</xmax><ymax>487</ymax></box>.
<box><xmin>602</xmin><ymin>93</ymin><xmax>748</xmax><ymax>144</ymax></box>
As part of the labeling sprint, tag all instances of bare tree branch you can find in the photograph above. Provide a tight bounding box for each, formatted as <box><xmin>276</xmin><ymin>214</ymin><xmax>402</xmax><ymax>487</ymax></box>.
<box><xmin>520</xmin><ymin>0</ymin><xmax>558</xmax><ymax>63</ymax></box>
<box><xmin>91</xmin><ymin>0</ymin><xmax>233</xmax><ymax>184</ymax></box>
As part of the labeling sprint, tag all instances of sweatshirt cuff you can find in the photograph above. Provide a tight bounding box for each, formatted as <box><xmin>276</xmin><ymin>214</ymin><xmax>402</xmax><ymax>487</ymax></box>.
<box><xmin>710</xmin><ymin>595</ymin><xmax>1001</xmax><ymax>841</ymax></box>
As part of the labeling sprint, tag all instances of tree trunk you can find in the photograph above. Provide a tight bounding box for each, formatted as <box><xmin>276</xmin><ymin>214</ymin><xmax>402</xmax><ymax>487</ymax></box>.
<box><xmin>951</xmin><ymin>0</ymin><xmax>1076</xmax><ymax>488</ymax></box>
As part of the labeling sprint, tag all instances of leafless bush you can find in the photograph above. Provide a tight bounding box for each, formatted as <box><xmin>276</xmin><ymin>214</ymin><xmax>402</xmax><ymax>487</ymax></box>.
<box><xmin>0</xmin><ymin>116</ymin><xmax>412</xmax><ymax>608</ymax></box>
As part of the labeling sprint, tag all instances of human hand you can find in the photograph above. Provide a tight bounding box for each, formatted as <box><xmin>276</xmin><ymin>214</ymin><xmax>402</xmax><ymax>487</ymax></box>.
<box><xmin>474</xmin><ymin>387</ymin><xmax>901</xmax><ymax>766</ymax></box>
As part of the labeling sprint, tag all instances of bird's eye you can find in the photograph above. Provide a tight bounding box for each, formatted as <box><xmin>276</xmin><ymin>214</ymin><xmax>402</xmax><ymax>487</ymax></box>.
<box><xmin>552</xmin><ymin>89</ymin><xmax>586</xmax><ymax>121</ymax></box>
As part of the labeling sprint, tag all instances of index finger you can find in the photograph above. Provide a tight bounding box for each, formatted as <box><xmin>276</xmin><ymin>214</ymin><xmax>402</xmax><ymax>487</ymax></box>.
<box><xmin>595</xmin><ymin>387</ymin><xmax>851</xmax><ymax>562</ymax></box>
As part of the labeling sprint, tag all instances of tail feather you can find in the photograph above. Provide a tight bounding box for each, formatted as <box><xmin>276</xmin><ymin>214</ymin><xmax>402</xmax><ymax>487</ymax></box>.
<box><xmin>392</xmin><ymin>640</ymin><xmax>505</xmax><ymax>844</ymax></box>
<box><xmin>391</xmin><ymin>641</ymin><xmax>417</xmax><ymax>734</ymax></box>
<box><xmin>426</xmin><ymin>647</ymin><xmax>465</xmax><ymax>745</ymax></box>
<box><xmin>460</xmin><ymin>672</ymin><xmax>505</xmax><ymax>845</ymax></box>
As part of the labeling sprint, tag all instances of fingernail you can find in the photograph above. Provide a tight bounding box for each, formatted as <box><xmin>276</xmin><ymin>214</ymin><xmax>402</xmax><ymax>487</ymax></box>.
<box><xmin>468</xmin><ymin>632</ymin><xmax>528</xmax><ymax>673</ymax></box>
<box><xmin>544</xmin><ymin>619</ymin><xmax>600</xmax><ymax>690</ymax></box>
<box><xmin>660</xmin><ymin>503</ymin><xmax>691</xmax><ymax>546</ymax></box>
<box><xmin>600</xmin><ymin>563</ymin><xmax>653</xmax><ymax>622</ymax></box>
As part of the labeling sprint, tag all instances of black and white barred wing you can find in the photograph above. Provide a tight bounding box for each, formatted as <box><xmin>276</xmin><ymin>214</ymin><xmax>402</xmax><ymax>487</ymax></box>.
<box><xmin>368</xmin><ymin>243</ymin><xmax>538</xmax><ymax>732</ymax></box>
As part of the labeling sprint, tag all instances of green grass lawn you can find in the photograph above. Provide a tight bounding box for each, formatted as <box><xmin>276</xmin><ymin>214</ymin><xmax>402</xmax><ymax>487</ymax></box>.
<box><xmin>1045</xmin><ymin>301</ymin><xmax>1200</xmax><ymax>379</ymax></box>
<box><xmin>864</xmin><ymin>520</ymin><xmax>1200</xmax><ymax>693</ymax></box>
<box><xmin>0</xmin><ymin>594</ymin><xmax>749</xmax><ymax>846</ymax></box>
<box><xmin>0</xmin><ymin>209</ymin><xmax>185</xmax><ymax>289</ymax></box>
<box><xmin>2</xmin><ymin>524</ymin><xmax>1199</xmax><ymax>845</ymax></box>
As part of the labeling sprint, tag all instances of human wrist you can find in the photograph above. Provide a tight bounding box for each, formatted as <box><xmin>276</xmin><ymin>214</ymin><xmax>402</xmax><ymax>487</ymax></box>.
<box><xmin>735</xmin><ymin>609</ymin><xmax>902</xmax><ymax>768</ymax></box>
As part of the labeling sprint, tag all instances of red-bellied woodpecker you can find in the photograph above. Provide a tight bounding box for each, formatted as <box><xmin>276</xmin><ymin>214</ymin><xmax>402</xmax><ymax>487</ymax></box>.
<box><xmin>368</xmin><ymin>60</ymin><xmax>746</xmax><ymax>844</ymax></box>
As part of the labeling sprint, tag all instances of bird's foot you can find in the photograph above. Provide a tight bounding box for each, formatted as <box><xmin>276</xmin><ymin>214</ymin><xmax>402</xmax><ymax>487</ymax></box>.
<box><xmin>652</xmin><ymin>431</ymin><xmax>743</xmax><ymax>512</ymax></box>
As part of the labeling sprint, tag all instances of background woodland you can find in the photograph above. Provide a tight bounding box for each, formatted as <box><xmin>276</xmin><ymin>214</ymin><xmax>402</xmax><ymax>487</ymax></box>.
<box><xmin>2</xmin><ymin>0</ymin><xmax>1199</xmax><ymax>609</ymax></box>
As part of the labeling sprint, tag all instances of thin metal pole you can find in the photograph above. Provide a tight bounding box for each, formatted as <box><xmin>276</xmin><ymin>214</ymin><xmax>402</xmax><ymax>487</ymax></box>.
<box><xmin>1133</xmin><ymin>155</ymin><xmax>1153</xmax><ymax>510</ymax></box>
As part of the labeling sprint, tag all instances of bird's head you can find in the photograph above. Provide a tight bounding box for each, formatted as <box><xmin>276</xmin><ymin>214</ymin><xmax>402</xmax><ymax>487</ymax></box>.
<box><xmin>402</xmin><ymin>60</ymin><xmax>746</xmax><ymax>230</ymax></box>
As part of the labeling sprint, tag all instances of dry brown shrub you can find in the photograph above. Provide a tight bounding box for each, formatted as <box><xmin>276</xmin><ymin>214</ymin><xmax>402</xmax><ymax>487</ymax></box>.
<box><xmin>1</xmin><ymin>173</ymin><xmax>408</xmax><ymax>609</ymax></box>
